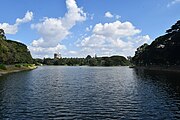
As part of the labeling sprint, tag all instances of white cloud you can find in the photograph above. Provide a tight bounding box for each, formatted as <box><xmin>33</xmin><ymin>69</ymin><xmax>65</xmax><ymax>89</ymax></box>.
<box><xmin>86</xmin><ymin>27</ymin><xmax>90</xmax><ymax>32</ymax></box>
<box><xmin>134</xmin><ymin>35</ymin><xmax>151</xmax><ymax>44</ymax></box>
<box><xmin>80</xmin><ymin>34</ymin><xmax>106</xmax><ymax>48</ymax></box>
<box><xmin>77</xmin><ymin>20</ymin><xmax>150</xmax><ymax>57</ymax></box>
<box><xmin>62</xmin><ymin>0</ymin><xmax>86</xmax><ymax>29</ymax></box>
<box><xmin>29</xmin><ymin>44</ymin><xmax>66</xmax><ymax>58</ymax></box>
<box><xmin>105</xmin><ymin>11</ymin><xmax>114</xmax><ymax>18</ymax></box>
<box><xmin>0</xmin><ymin>23</ymin><xmax>18</xmax><ymax>34</ymax></box>
<box><xmin>90</xmin><ymin>14</ymin><xmax>94</xmax><ymax>20</ymax></box>
<box><xmin>105</xmin><ymin>12</ymin><xmax>121</xmax><ymax>20</ymax></box>
<box><xmin>93</xmin><ymin>21</ymin><xmax>141</xmax><ymax>38</ymax></box>
<box><xmin>86</xmin><ymin>25</ymin><xmax>92</xmax><ymax>32</ymax></box>
<box><xmin>16</xmin><ymin>11</ymin><xmax>33</xmax><ymax>25</ymax></box>
<box><xmin>167</xmin><ymin>0</ymin><xmax>180</xmax><ymax>7</ymax></box>
<box><xmin>31</xmin><ymin>18</ymin><xmax>70</xmax><ymax>47</ymax></box>
<box><xmin>30</xmin><ymin>0</ymin><xmax>86</xmax><ymax>57</ymax></box>
<box><xmin>68</xmin><ymin>50</ymin><xmax>78</xmax><ymax>55</ymax></box>
<box><xmin>115</xmin><ymin>15</ymin><xmax>121</xmax><ymax>19</ymax></box>
<box><xmin>0</xmin><ymin>11</ymin><xmax>33</xmax><ymax>34</ymax></box>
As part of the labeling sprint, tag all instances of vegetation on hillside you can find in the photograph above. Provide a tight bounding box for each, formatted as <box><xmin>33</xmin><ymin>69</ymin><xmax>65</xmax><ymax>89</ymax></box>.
<box><xmin>0</xmin><ymin>64</ymin><xmax>7</xmax><ymax>70</ymax></box>
<box><xmin>132</xmin><ymin>20</ymin><xmax>180</xmax><ymax>66</ymax></box>
<box><xmin>0</xmin><ymin>29</ymin><xmax>33</xmax><ymax>64</ymax></box>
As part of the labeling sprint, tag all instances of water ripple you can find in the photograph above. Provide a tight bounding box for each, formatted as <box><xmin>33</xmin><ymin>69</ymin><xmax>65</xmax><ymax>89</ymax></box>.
<box><xmin>0</xmin><ymin>66</ymin><xmax>180</xmax><ymax>119</ymax></box>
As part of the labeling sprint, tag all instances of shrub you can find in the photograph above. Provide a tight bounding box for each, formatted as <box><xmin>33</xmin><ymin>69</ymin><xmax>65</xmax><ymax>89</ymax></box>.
<box><xmin>23</xmin><ymin>63</ymin><xmax>29</xmax><ymax>67</ymax></box>
<box><xmin>22</xmin><ymin>64</ymin><xmax>33</xmax><ymax>67</ymax></box>
<box><xmin>15</xmin><ymin>64</ymin><xmax>21</xmax><ymax>68</ymax></box>
<box><xmin>0</xmin><ymin>64</ymin><xmax>7</xmax><ymax>70</ymax></box>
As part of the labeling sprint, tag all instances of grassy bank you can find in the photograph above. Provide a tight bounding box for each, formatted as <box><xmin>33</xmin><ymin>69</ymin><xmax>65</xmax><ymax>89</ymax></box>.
<box><xmin>0</xmin><ymin>64</ymin><xmax>37</xmax><ymax>76</ymax></box>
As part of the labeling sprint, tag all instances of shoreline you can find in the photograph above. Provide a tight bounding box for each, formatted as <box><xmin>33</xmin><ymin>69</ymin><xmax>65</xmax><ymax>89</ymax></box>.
<box><xmin>0</xmin><ymin>65</ymin><xmax>37</xmax><ymax>76</ymax></box>
<box><xmin>134</xmin><ymin>66</ymin><xmax>180</xmax><ymax>73</ymax></box>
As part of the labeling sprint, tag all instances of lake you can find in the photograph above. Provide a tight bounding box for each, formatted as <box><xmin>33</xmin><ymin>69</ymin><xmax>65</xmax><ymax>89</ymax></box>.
<box><xmin>0</xmin><ymin>66</ymin><xmax>180</xmax><ymax>119</ymax></box>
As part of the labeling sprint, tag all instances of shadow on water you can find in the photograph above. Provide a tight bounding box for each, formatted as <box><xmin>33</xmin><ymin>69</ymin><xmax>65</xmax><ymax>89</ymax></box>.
<box><xmin>133</xmin><ymin>68</ymin><xmax>180</xmax><ymax>119</ymax></box>
<box><xmin>134</xmin><ymin>68</ymin><xmax>180</xmax><ymax>97</ymax></box>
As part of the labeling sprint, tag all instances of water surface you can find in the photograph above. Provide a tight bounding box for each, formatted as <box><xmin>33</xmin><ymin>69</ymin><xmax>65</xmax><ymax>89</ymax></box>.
<box><xmin>0</xmin><ymin>66</ymin><xmax>180</xmax><ymax>119</ymax></box>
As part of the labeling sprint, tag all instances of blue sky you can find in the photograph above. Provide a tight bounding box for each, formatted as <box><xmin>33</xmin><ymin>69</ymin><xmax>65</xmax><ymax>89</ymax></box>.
<box><xmin>0</xmin><ymin>0</ymin><xmax>180</xmax><ymax>58</ymax></box>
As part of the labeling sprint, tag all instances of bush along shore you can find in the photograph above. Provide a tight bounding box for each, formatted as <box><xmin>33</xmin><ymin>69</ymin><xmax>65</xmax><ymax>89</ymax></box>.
<box><xmin>0</xmin><ymin>64</ymin><xmax>37</xmax><ymax>76</ymax></box>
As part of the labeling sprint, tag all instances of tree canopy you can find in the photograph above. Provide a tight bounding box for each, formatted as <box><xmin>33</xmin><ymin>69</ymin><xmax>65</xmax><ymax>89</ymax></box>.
<box><xmin>0</xmin><ymin>29</ymin><xmax>6</xmax><ymax>40</ymax></box>
<box><xmin>133</xmin><ymin>20</ymin><xmax>180</xmax><ymax>66</ymax></box>
<box><xmin>166</xmin><ymin>20</ymin><xmax>180</xmax><ymax>34</ymax></box>
<box><xmin>0</xmin><ymin>30</ymin><xmax>33</xmax><ymax>64</ymax></box>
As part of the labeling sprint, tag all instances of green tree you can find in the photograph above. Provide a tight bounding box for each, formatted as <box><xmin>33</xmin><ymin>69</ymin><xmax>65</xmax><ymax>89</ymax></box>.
<box><xmin>133</xmin><ymin>20</ymin><xmax>180</xmax><ymax>66</ymax></box>
<box><xmin>166</xmin><ymin>20</ymin><xmax>180</xmax><ymax>34</ymax></box>
<box><xmin>0</xmin><ymin>29</ymin><xmax>6</xmax><ymax>40</ymax></box>
<box><xmin>86</xmin><ymin>55</ymin><xmax>92</xmax><ymax>59</ymax></box>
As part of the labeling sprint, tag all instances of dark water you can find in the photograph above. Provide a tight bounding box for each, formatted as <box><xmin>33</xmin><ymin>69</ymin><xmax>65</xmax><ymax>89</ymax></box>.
<box><xmin>0</xmin><ymin>66</ymin><xmax>180</xmax><ymax>119</ymax></box>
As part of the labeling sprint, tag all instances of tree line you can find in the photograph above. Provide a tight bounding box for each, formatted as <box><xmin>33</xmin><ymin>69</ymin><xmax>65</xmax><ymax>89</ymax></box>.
<box><xmin>35</xmin><ymin>55</ymin><xmax>130</xmax><ymax>66</ymax></box>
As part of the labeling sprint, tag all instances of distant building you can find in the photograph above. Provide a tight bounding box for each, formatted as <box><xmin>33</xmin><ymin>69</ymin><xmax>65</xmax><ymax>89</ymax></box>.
<box><xmin>95</xmin><ymin>54</ymin><xmax>97</xmax><ymax>58</ymax></box>
<box><xmin>54</xmin><ymin>53</ymin><xmax>61</xmax><ymax>59</ymax></box>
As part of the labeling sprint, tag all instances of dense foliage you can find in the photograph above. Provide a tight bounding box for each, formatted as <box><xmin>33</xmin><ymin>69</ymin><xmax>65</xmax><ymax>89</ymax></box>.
<box><xmin>35</xmin><ymin>55</ymin><xmax>130</xmax><ymax>66</ymax></box>
<box><xmin>0</xmin><ymin>64</ymin><xmax>7</xmax><ymax>70</ymax></box>
<box><xmin>132</xmin><ymin>20</ymin><xmax>180</xmax><ymax>66</ymax></box>
<box><xmin>0</xmin><ymin>29</ymin><xmax>33</xmax><ymax>64</ymax></box>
